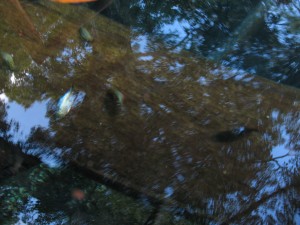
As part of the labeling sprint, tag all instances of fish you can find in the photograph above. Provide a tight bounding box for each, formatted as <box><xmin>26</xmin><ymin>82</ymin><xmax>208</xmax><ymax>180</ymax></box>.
<box><xmin>79</xmin><ymin>27</ymin><xmax>93</xmax><ymax>42</ymax></box>
<box><xmin>104</xmin><ymin>88</ymin><xmax>124</xmax><ymax>116</ymax></box>
<box><xmin>0</xmin><ymin>51</ymin><xmax>15</xmax><ymax>70</ymax></box>
<box><xmin>57</xmin><ymin>87</ymin><xmax>76</xmax><ymax>118</ymax></box>
<box><xmin>113</xmin><ymin>88</ymin><xmax>124</xmax><ymax>106</ymax></box>
<box><xmin>213</xmin><ymin>126</ymin><xmax>259</xmax><ymax>142</ymax></box>
<box><xmin>51</xmin><ymin>0</ymin><xmax>97</xmax><ymax>3</ymax></box>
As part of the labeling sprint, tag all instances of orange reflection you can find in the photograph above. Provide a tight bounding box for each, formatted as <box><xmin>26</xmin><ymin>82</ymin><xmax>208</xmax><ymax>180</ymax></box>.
<box><xmin>71</xmin><ymin>188</ymin><xmax>85</xmax><ymax>201</ymax></box>
<box><xmin>51</xmin><ymin>0</ymin><xmax>97</xmax><ymax>3</ymax></box>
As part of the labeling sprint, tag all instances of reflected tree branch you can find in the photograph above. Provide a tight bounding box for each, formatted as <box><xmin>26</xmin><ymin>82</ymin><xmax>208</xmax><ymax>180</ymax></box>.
<box><xmin>9</xmin><ymin>0</ymin><xmax>41</xmax><ymax>41</ymax></box>
<box><xmin>223</xmin><ymin>184</ymin><xmax>292</xmax><ymax>224</ymax></box>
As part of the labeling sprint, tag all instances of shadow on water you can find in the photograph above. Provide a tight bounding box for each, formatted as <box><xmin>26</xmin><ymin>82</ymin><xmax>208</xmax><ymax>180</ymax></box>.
<box><xmin>0</xmin><ymin>0</ymin><xmax>300</xmax><ymax>224</ymax></box>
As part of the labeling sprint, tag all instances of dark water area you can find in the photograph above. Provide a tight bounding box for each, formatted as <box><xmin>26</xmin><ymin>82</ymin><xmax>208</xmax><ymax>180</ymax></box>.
<box><xmin>0</xmin><ymin>0</ymin><xmax>299</xmax><ymax>224</ymax></box>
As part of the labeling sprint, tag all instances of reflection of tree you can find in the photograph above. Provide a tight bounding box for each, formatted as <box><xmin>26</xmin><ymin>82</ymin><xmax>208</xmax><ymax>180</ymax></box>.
<box><xmin>265</xmin><ymin>0</ymin><xmax>300</xmax><ymax>87</ymax></box>
<box><xmin>0</xmin><ymin>100</ymin><xmax>40</xmax><ymax>181</ymax></box>
<box><xmin>101</xmin><ymin>0</ymin><xmax>300</xmax><ymax>86</ymax></box>
<box><xmin>103</xmin><ymin>0</ymin><xmax>260</xmax><ymax>53</ymax></box>
<box><xmin>27</xmin><ymin>49</ymin><xmax>300</xmax><ymax>225</ymax></box>
<box><xmin>0</xmin><ymin>99</ymin><xmax>21</xmax><ymax>177</ymax></box>
<box><xmin>0</xmin><ymin>0</ymin><xmax>300</xmax><ymax>224</ymax></box>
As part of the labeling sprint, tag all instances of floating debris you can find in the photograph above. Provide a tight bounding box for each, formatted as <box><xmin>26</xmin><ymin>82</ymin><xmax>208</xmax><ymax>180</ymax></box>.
<box><xmin>57</xmin><ymin>87</ymin><xmax>76</xmax><ymax>118</ymax></box>
<box><xmin>0</xmin><ymin>51</ymin><xmax>15</xmax><ymax>70</ymax></box>
<box><xmin>214</xmin><ymin>126</ymin><xmax>258</xmax><ymax>142</ymax></box>
<box><xmin>104</xmin><ymin>88</ymin><xmax>124</xmax><ymax>116</ymax></box>
<box><xmin>79</xmin><ymin>27</ymin><xmax>93</xmax><ymax>42</ymax></box>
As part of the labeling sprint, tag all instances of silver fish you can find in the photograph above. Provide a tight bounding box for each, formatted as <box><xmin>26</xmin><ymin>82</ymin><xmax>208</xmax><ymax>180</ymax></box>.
<box><xmin>57</xmin><ymin>87</ymin><xmax>75</xmax><ymax>117</ymax></box>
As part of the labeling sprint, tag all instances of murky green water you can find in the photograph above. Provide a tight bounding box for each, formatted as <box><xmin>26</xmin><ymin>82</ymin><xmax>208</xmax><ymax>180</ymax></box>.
<box><xmin>0</xmin><ymin>0</ymin><xmax>299</xmax><ymax>224</ymax></box>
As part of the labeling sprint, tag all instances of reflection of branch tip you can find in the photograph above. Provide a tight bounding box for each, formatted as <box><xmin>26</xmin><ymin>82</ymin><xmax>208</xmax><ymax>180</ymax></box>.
<box><xmin>10</xmin><ymin>0</ymin><xmax>41</xmax><ymax>42</ymax></box>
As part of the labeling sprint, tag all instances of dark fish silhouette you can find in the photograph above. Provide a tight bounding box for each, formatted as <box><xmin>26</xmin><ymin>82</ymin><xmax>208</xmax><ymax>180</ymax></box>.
<box><xmin>104</xmin><ymin>89</ymin><xmax>124</xmax><ymax>116</ymax></box>
<box><xmin>214</xmin><ymin>126</ymin><xmax>259</xmax><ymax>142</ymax></box>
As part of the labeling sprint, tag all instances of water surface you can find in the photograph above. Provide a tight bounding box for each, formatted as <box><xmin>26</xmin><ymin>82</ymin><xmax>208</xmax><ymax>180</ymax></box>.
<box><xmin>0</xmin><ymin>0</ymin><xmax>299</xmax><ymax>224</ymax></box>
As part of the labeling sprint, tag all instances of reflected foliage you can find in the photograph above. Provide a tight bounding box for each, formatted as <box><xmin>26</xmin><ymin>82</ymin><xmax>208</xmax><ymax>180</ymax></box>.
<box><xmin>100</xmin><ymin>0</ymin><xmax>300</xmax><ymax>87</ymax></box>
<box><xmin>0</xmin><ymin>100</ymin><xmax>39</xmax><ymax>181</ymax></box>
<box><xmin>0</xmin><ymin>0</ymin><xmax>299</xmax><ymax>224</ymax></box>
<box><xmin>0</xmin><ymin>164</ymin><xmax>153</xmax><ymax>224</ymax></box>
